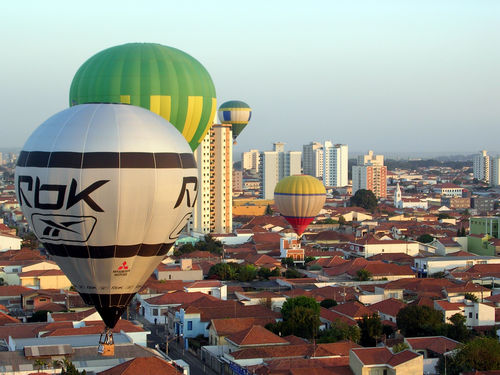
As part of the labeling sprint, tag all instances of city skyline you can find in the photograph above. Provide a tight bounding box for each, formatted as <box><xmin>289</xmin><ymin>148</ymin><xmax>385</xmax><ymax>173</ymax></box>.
<box><xmin>1</xmin><ymin>1</ymin><xmax>500</xmax><ymax>155</ymax></box>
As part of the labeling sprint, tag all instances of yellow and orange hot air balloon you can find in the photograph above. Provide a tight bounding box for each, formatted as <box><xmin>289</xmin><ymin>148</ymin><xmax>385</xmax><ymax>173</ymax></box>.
<box><xmin>274</xmin><ymin>175</ymin><xmax>326</xmax><ymax>236</ymax></box>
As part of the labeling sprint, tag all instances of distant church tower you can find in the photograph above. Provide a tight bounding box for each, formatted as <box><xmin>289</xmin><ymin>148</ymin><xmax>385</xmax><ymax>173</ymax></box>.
<box><xmin>394</xmin><ymin>182</ymin><xmax>402</xmax><ymax>208</ymax></box>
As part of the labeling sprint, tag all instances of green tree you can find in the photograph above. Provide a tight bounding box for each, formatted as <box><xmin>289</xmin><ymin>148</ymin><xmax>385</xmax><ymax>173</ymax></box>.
<box><xmin>304</xmin><ymin>256</ymin><xmax>316</xmax><ymax>264</ymax></box>
<box><xmin>445</xmin><ymin>313</ymin><xmax>471</xmax><ymax>343</ymax></box>
<box><xmin>396</xmin><ymin>306</ymin><xmax>445</xmax><ymax>337</ymax></box>
<box><xmin>350</xmin><ymin>189</ymin><xmax>378</xmax><ymax>211</ymax></box>
<box><xmin>28</xmin><ymin>310</ymin><xmax>48</xmax><ymax>322</ymax></box>
<box><xmin>438</xmin><ymin>213</ymin><xmax>452</xmax><ymax>220</ymax></box>
<box><xmin>285</xmin><ymin>268</ymin><xmax>302</xmax><ymax>278</ymax></box>
<box><xmin>417</xmin><ymin>234</ymin><xmax>434</xmax><ymax>243</ymax></box>
<box><xmin>265</xmin><ymin>204</ymin><xmax>273</xmax><ymax>215</ymax></box>
<box><xmin>207</xmin><ymin>263</ymin><xmax>239</xmax><ymax>280</ymax></box>
<box><xmin>33</xmin><ymin>358</ymin><xmax>47</xmax><ymax>372</ymax></box>
<box><xmin>60</xmin><ymin>358</ymin><xmax>87</xmax><ymax>375</ymax></box>
<box><xmin>392</xmin><ymin>342</ymin><xmax>410</xmax><ymax>353</ymax></box>
<box><xmin>318</xmin><ymin>320</ymin><xmax>360</xmax><ymax>343</ymax></box>
<box><xmin>320</xmin><ymin>299</ymin><xmax>337</xmax><ymax>309</ymax></box>
<box><xmin>237</xmin><ymin>264</ymin><xmax>257</xmax><ymax>282</ymax></box>
<box><xmin>358</xmin><ymin>314</ymin><xmax>383</xmax><ymax>347</ymax></box>
<box><xmin>338</xmin><ymin>215</ymin><xmax>347</xmax><ymax>226</ymax></box>
<box><xmin>281</xmin><ymin>296</ymin><xmax>320</xmax><ymax>321</ymax></box>
<box><xmin>439</xmin><ymin>337</ymin><xmax>500</xmax><ymax>375</ymax></box>
<box><xmin>356</xmin><ymin>269</ymin><xmax>372</xmax><ymax>281</ymax></box>
<box><xmin>174</xmin><ymin>243</ymin><xmax>196</xmax><ymax>256</ymax></box>
<box><xmin>195</xmin><ymin>235</ymin><xmax>223</xmax><ymax>255</ymax></box>
<box><xmin>281</xmin><ymin>257</ymin><xmax>295</xmax><ymax>268</ymax></box>
<box><xmin>464</xmin><ymin>292</ymin><xmax>478</xmax><ymax>302</ymax></box>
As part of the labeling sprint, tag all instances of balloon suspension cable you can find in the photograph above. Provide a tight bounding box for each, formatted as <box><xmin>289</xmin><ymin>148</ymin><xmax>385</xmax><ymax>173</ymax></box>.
<box><xmin>98</xmin><ymin>326</ymin><xmax>115</xmax><ymax>356</ymax></box>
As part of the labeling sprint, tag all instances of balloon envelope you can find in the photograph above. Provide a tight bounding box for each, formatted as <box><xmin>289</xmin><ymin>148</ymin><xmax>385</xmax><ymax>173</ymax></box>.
<box><xmin>69</xmin><ymin>43</ymin><xmax>217</xmax><ymax>151</ymax></box>
<box><xmin>16</xmin><ymin>104</ymin><xmax>198</xmax><ymax>328</ymax></box>
<box><xmin>274</xmin><ymin>175</ymin><xmax>326</xmax><ymax>236</ymax></box>
<box><xmin>218</xmin><ymin>100</ymin><xmax>251</xmax><ymax>140</ymax></box>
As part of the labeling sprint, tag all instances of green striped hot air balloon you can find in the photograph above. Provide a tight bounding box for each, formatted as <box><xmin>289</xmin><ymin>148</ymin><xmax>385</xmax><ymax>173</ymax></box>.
<box><xmin>69</xmin><ymin>43</ymin><xmax>216</xmax><ymax>151</ymax></box>
<box><xmin>218</xmin><ymin>100</ymin><xmax>252</xmax><ymax>143</ymax></box>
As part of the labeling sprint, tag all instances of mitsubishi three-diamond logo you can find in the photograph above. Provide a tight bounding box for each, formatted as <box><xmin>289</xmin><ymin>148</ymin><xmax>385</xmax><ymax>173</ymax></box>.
<box><xmin>32</xmin><ymin>214</ymin><xmax>97</xmax><ymax>242</ymax></box>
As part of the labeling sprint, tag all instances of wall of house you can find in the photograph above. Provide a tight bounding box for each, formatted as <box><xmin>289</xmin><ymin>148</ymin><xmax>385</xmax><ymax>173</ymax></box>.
<box><xmin>464</xmin><ymin>302</ymin><xmax>495</xmax><ymax>327</ymax></box>
<box><xmin>392</xmin><ymin>355</ymin><xmax>423</xmax><ymax>374</ymax></box>
<box><xmin>0</xmin><ymin>235</ymin><xmax>22</xmax><ymax>251</ymax></box>
<box><xmin>39</xmin><ymin>275</ymin><xmax>71</xmax><ymax>289</ymax></box>
<box><xmin>156</xmin><ymin>269</ymin><xmax>203</xmax><ymax>281</ymax></box>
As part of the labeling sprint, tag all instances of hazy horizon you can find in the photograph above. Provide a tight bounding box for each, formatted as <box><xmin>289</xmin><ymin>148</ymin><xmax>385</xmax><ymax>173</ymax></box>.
<box><xmin>2</xmin><ymin>1</ymin><xmax>499</xmax><ymax>154</ymax></box>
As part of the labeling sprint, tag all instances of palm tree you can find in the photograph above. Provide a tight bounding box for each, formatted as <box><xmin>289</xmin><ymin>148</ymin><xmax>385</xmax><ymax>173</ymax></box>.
<box><xmin>33</xmin><ymin>358</ymin><xmax>47</xmax><ymax>372</ymax></box>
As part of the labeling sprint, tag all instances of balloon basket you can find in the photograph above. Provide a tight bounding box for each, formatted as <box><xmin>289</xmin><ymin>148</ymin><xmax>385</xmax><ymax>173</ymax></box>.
<box><xmin>98</xmin><ymin>328</ymin><xmax>114</xmax><ymax>356</ymax></box>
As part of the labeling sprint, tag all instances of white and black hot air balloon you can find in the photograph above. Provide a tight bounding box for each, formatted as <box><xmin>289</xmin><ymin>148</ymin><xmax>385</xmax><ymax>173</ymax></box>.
<box><xmin>15</xmin><ymin>103</ymin><xmax>198</xmax><ymax>354</ymax></box>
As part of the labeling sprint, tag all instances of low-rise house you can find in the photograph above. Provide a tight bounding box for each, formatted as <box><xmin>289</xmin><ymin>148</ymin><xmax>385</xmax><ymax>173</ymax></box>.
<box><xmin>330</xmin><ymin>301</ymin><xmax>374</xmax><ymax>321</ymax></box>
<box><xmin>322</xmin><ymin>257</ymin><xmax>416</xmax><ymax>281</ymax></box>
<box><xmin>208</xmin><ymin>317</ymin><xmax>277</xmax><ymax>346</ymax></box>
<box><xmin>234</xmin><ymin>291</ymin><xmax>286</xmax><ymax>311</ymax></box>
<box><xmin>414</xmin><ymin>255</ymin><xmax>500</xmax><ymax>277</ymax></box>
<box><xmin>347</xmin><ymin>236</ymin><xmax>420</xmax><ymax>258</ymax></box>
<box><xmin>140</xmin><ymin>291</ymin><xmax>212</xmax><ymax>325</ymax></box>
<box><xmin>443</xmin><ymin>282</ymin><xmax>491</xmax><ymax>300</ymax></box>
<box><xmin>279</xmin><ymin>235</ymin><xmax>304</xmax><ymax>263</ymax></box>
<box><xmin>155</xmin><ymin>259</ymin><xmax>203</xmax><ymax>281</ymax></box>
<box><xmin>184</xmin><ymin>280</ymin><xmax>227</xmax><ymax>300</ymax></box>
<box><xmin>368</xmin><ymin>298</ymin><xmax>406</xmax><ymax>324</ymax></box>
<box><xmin>429</xmin><ymin>237</ymin><xmax>464</xmax><ymax>256</ymax></box>
<box><xmin>19</xmin><ymin>269</ymin><xmax>71</xmax><ymax>289</ymax></box>
<box><xmin>0</xmin><ymin>233</ymin><xmax>22</xmax><ymax>251</ymax></box>
<box><xmin>0</xmin><ymin>285</ymin><xmax>35</xmax><ymax>310</ymax></box>
<box><xmin>224</xmin><ymin>341</ymin><xmax>360</xmax><ymax>368</ymax></box>
<box><xmin>349</xmin><ymin>346</ymin><xmax>423</xmax><ymax>375</ymax></box>
<box><xmin>405</xmin><ymin>336</ymin><xmax>459</xmax><ymax>359</ymax></box>
<box><xmin>434</xmin><ymin>299</ymin><xmax>495</xmax><ymax>328</ymax></box>
<box><xmin>225</xmin><ymin>325</ymin><xmax>289</xmax><ymax>353</ymax></box>
<box><xmin>171</xmin><ymin>299</ymin><xmax>279</xmax><ymax>340</ymax></box>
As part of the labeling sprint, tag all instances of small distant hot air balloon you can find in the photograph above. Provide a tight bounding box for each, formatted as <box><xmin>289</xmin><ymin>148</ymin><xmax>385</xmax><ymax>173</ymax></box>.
<box><xmin>69</xmin><ymin>43</ymin><xmax>217</xmax><ymax>151</ymax></box>
<box><xmin>218</xmin><ymin>100</ymin><xmax>251</xmax><ymax>143</ymax></box>
<box><xmin>274</xmin><ymin>175</ymin><xmax>326</xmax><ymax>237</ymax></box>
<box><xmin>16</xmin><ymin>104</ymin><xmax>197</xmax><ymax>355</ymax></box>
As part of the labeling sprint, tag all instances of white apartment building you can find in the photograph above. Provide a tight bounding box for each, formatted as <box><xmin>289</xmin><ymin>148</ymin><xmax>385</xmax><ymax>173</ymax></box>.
<box><xmin>190</xmin><ymin>124</ymin><xmax>233</xmax><ymax>234</ymax></box>
<box><xmin>259</xmin><ymin>143</ymin><xmax>302</xmax><ymax>199</ymax></box>
<box><xmin>490</xmin><ymin>156</ymin><xmax>500</xmax><ymax>186</ymax></box>
<box><xmin>473</xmin><ymin>150</ymin><xmax>490</xmax><ymax>183</ymax></box>
<box><xmin>324</xmin><ymin>142</ymin><xmax>348</xmax><ymax>187</ymax></box>
<box><xmin>303</xmin><ymin>142</ymin><xmax>324</xmax><ymax>178</ymax></box>
<box><xmin>241</xmin><ymin>149</ymin><xmax>260</xmax><ymax>173</ymax></box>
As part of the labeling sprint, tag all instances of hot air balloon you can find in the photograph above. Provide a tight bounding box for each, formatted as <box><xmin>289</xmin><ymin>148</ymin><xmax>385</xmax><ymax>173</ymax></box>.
<box><xmin>15</xmin><ymin>104</ymin><xmax>198</xmax><ymax>355</ymax></box>
<box><xmin>69</xmin><ymin>43</ymin><xmax>217</xmax><ymax>151</ymax></box>
<box><xmin>218</xmin><ymin>100</ymin><xmax>251</xmax><ymax>143</ymax></box>
<box><xmin>274</xmin><ymin>175</ymin><xmax>326</xmax><ymax>237</ymax></box>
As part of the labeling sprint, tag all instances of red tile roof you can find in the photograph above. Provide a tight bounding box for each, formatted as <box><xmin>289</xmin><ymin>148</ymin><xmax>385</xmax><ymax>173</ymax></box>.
<box><xmin>50</xmin><ymin>307</ymin><xmax>97</xmax><ymax>322</ymax></box>
<box><xmin>19</xmin><ymin>269</ymin><xmax>65</xmax><ymax>278</ymax></box>
<box><xmin>145</xmin><ymin>291</ymin><xmax>213</xmax><ymax>306</ymax></box>
<box><xmin>211</xmin><ymin>317</ymin><xmax>277</xmax><ymax>336</ymax></box>
<box><xmin>226</xmin><ymin>325</ymin><xmax>289</xmax><ymax>346</ymax></box>
<box><xmin>0</xmin><ymin>285</ymin><xmax>34</xmax><ymax>296</ymax></box>
<box><xmin>97</xmin><ymin>356</ymin><xmax>182</xmax><ymax>375</ymax></box>
<box><xmin>368</xmin><ymin>298</ymin><xmax>407</xmax><ymax>317</ymax></box>
<box><xmin>331</xmin><ymin>302</ymin><xmax>373</xmax><ymax>319</ymax></box>
<box><xmin>320</xmin><ymin>308</ymin><xmax>357</xmax><ymax>327</ymax></box>
<box><xmin>406</xmin><ymin>336</ymin><xmax>459</xmax><ymax>354</ymax></box>
<box><xmin>352</xmin><ymin>347</ymin><xmax>420</xmax><ymax>366</ymax></box>
<box><xmin>0</xmin><ymin>311</ymin><xmax>20</xmax><ymax>325</ymax></box>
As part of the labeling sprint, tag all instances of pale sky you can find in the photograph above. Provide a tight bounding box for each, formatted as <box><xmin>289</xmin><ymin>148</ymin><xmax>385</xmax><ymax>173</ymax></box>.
<box><xmin>1</xmin><ymin>0</ymin><xmax>499</xmax><ymax>156</ymax></box>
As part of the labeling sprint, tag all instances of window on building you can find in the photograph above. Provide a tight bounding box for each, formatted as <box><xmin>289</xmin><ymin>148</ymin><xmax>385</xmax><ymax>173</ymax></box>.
<box><xmin>187</xmin><ymin>321</ymin><xmax>193</xmax><ymax>331</ymax></box>
<box><xmin>469</xmin><ymin>312</ymin><xmax>472</xmax><ymax>318</ymax></box>
<box><xmin>476</xmin><ymin>313</ymin><xmax>478</xmax><ymax>319</ymax></box>
<box><xmin>153</xmin><ymin>309</ymin><xmax>158</xmax><ymax>316</ymax></box>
